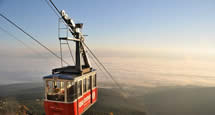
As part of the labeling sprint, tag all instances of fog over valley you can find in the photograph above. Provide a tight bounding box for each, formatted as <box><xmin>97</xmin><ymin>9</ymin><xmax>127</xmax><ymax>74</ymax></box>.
<box><xmin>1</xmin><ymin>48</ymin><xmax>215</xmax><ymax>87</ymax></box>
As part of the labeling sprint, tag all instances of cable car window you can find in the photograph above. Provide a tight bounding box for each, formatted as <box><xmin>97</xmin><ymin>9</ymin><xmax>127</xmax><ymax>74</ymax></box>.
<box><xmin>67</xmin><ymin>81</ymin><xmax>77</xmax><ymax>102</ymax></box>
<box><xmin>87</xmin><ymin>77</ymin><xmax>91</xmax><ymax>90</ymax></box>
<box><xmin>92</xmin><ymin>76</ymin><xmax>94</xmax><ymax>88</ymax></box>
<box><xmin>46</xmin><ymin>80</ymin><xmax>65</xmax><ymax>101</ymax></box>
<box><xmin>77</xmin><ymin>80</ymin><xmax>82</xmax><ymax>97</ymax></box>
<box><xmin>83</xmin><ymin>78</ymin><xmax>86</xmax><ymax>93</ymax></box>
<box><xmin>94</xmin><ymin>75</ymin><xmax>97</xmax><ymax>87</ymax></box>
<box><xmin>46</xmin><ymin>81</ymin><xmax>53</xmax><ymax>94</ymax></box>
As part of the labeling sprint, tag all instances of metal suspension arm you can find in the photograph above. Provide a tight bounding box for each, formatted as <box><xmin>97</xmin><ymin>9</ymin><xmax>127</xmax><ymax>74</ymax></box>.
<box><xmin>49</xmin><ymin>0</ymin><xmax>77</xmax><ymax>36</ymax></box>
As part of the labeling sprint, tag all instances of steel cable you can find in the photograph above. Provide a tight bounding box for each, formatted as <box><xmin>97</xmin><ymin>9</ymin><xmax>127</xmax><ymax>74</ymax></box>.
<box><xmin>0</xmin><ymin>13</ymin><xmax>69</xmax><ymax>65</ymax></box>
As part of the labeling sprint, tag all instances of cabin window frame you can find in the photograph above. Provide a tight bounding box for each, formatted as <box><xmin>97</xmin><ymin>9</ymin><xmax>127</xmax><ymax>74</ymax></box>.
<box><xmin>93</xmin><ymin>74</ymin><xmax>97</xmax><ymax>88</ymax></box>
<box><xmin>87</xmin><ymin>75</ymin><xmax>92</xmax><ymax>90</ymax></box>
<box><xmin>44</xmin><ymin>79</ymin><xmax>66</xmax><ymax>102</ymax></box>
<box><xmin>83</xmin><ymin>78</ymin><xmax>87</xmax><ymax>93</ymax></box>
<box><xmin>90</xmin><ymin>75</ymin><xmax>93</xmax><ymax>89</ymax></box>
<box><xmin>66</xmin><ymin>80</ymin><xmax>77</xmax><ymax>102</ymax></box>
<box><xmin>77</xmin><ymin>80</ymin><xmax>83</xmax><ymax>98</ymax></box>
<box><xmin>87</xmin><ymin>76</ymin><xmax>91</xmax><ymax>91</ymax></box>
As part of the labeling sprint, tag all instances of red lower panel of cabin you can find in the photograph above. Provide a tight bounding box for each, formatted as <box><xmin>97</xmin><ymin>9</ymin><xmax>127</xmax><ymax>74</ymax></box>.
<box><xmin>44</xmin><ymin>88</ymin><xmax>97</xmax><ymax>115</ymax></box>
<box><xmin>44</xmin><ymin>101</ymin><xmax>78</xmax><ymax>115</ymax></box>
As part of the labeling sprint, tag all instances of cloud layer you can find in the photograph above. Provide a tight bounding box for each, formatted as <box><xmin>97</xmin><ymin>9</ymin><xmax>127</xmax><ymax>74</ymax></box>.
<box><xmin>1</xmin><ymin>48</ymin><xmax>215</xmax><ymax>87</ymax></box>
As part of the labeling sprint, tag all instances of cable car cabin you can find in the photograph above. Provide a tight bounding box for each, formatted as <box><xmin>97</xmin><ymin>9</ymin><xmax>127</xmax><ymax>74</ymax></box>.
<box><xmin>43</xmin><ymin>68</ymin><xmax>97</xmax><ymax>115</ymax></box>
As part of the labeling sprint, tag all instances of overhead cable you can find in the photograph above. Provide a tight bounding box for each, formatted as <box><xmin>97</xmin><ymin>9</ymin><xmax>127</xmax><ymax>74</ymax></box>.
<box><xmin>43</xmin><ymin>0</ymin><xmax>60</xmax><ymax>18</ymax></box>
<box><xmin>82</xmin><ymin>42</ymin><xmax>128</xmax><ymax>96</ymax></box>
<box><xmin>0</xmin><ymin>13</ymin><xmax>69</xmax><ymax>65</ymax></box>
<box><xmin>0</xmin><ymin>26</ymin><xmax>43</xmax><ymax>56</ymax></box>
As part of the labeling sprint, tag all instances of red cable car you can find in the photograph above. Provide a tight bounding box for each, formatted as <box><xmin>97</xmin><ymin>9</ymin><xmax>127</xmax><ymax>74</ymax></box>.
<box><xmin>43</xmin><ymin>9</ymin><xmax>97</xmax><ymax>115</ymax></box>
<box><xmin>43</xmin><ymin>69</ymin><xmax>97</xmax><ymax>115</ymax></box>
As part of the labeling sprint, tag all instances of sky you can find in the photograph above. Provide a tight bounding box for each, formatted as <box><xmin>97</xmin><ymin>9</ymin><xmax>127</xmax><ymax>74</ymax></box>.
<box><xmin>1</xmin><ymin>0</ymin><xmax>215</xmax><ymax>55</ymax></box>
<box><xmin>1</xmin><ymin>0</ymin><xmax>215</xmax><ymax>85</ymax></box>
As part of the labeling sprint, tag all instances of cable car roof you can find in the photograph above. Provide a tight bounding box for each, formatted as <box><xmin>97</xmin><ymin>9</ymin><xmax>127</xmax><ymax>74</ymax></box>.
<box><xmin>43</xmin><ymin>73</ymin><xmax>78</xmax><ymax>80</ymax></box>
<box><xmin>43</xmin><ymin>69</ymin><xmax>96</xmax><ymax>80</ymax></box>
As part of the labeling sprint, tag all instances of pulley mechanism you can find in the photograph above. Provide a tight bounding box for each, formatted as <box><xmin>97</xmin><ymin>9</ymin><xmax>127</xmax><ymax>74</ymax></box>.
<box><xmin>53</xmin><ymin>10</ymin><xmax>92</xmax><ymax>75</ymax></box>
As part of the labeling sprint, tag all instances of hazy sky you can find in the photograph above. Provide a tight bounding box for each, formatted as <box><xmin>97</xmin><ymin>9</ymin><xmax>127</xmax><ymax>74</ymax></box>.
<box><xmin>1</xmin><ymin>0</ymin><xmax>215</xmax><ymax>55</ymax></box>
<box><xmin>1</xmin><ymin>0</ymin><xmax>215</xmax><ymax>85</ymax></box>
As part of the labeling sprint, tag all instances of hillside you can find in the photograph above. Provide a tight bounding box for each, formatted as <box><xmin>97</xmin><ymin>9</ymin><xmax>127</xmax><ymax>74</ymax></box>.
<box><xmin>0</xmin><ymin>83</ymin><xmax>146</xmax><ymax>115</ymax></box>
<box><xmin>1</xmin><ymin>83</ymin><xmax>215</xmax><ymax>115</ymax></box>
<box><xmin>143</xmin><ymin>86</ymin><xmax>215</xmax><ymax>115</ymax></box>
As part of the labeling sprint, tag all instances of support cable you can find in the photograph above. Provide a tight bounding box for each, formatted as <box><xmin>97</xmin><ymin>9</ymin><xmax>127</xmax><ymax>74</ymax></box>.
<box><xmin>0</xmin><ymin>13</ymin><xmax>69</xmax><ymax>65</ymax></box>
<box><xmin>86</xmin><ymin>51</ymin><xmax>109</xmax><ymax>79</ymax></box>
<box><xmin>45</xmin><ymin>0</ymin><xmax>74</xmax><ymax>35</ymax></box>
<box><xmin>0</xmin><ymin>26</ymin><xmax>42</xmax><ymax>56</ymax></box>
<box><xmin>48</xmin><ymin>0</ymin><xmax>61</xmax><ymax>14</ymax></box>
<box><xmin>43</xmin><ymin>0</ymin><xmax>60</xmax><ymax>17</ymax></box>
<box><xmin>82</xmin><ymin>42</ymin><xmax>128</xmax><ymax>97</ymax></box>
<box><xmin>85</xmin><ymin>44</ymin><xmax>147</xmax><ymax>112</ymax></box>
<box><xmin>66</xmin><ymin>40</ymin><xmax>75</xmax><ymax>64</ymax></box>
